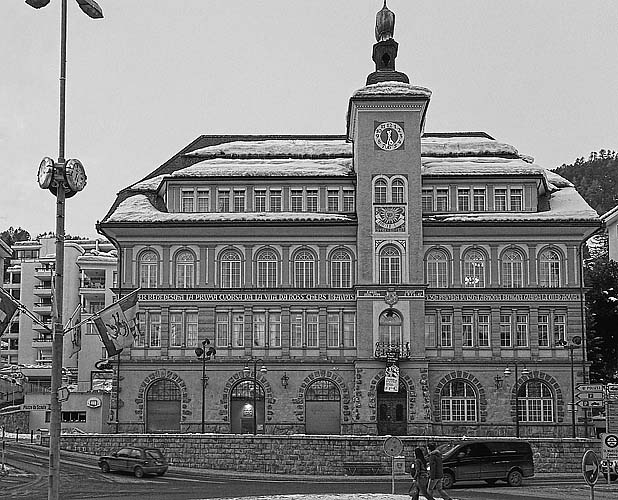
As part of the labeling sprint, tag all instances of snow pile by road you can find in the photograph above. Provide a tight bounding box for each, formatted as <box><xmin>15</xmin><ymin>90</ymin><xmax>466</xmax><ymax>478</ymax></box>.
<box><xmin>210</xmin><ymin>496</ymin><xmax>427</xmax><ymax>500</ymax></box>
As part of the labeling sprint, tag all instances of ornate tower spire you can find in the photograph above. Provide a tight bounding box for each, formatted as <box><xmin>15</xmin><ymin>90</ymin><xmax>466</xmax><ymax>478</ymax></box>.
<box><xmin>366</xmin><ymin>0</ymin><xmax>409</xmax><ymax>85</ymax></box>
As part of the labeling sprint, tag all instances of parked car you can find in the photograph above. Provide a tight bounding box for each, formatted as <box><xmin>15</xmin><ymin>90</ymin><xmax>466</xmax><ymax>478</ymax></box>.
<box><xmin>440</xmin><ymin>439</ymin><xmax>534</xmax><ymax>488</ymax></box>
<box><xmin>98</xmin><ymin>446</ymin><xmax>168</xmax><ymax>478</ymax></box>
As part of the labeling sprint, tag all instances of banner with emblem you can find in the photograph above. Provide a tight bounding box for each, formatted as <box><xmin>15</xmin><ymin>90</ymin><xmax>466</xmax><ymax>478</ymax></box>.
<box><xmin>0</xmin><ymin>288</ymin><xmax>19</xmax><ymax>338</ymax></box>
<box><xmin>93</xmin><ymin>289</ymin><xmax>140</xmax><ymax>357</ymax></box>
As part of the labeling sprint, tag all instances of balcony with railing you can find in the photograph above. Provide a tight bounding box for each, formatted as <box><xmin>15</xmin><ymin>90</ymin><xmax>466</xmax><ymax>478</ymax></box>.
<box><xmin>33</xmin><ymin>301</ymin><xmax>53</xmax><ymax>314</ymax></box>
<box><xmin>34</xmin><ymin>266</ymin><xmax>53</xmax><ymax>281</ymax></box>
<box><xmin>33</xmin><ymin>321</ymin><xmax>53</xmax><ymax>333</ymax></box>
<box><xmin>374</xmin><ymin>342</ymin><xmax>411</xmax><ymax>360</ymax></box>
<box><xmin>32</xmin><ymin>336</ymin><xmax>54</xmax><ymax>348</ymax></box>
<box><xmin>33</xmin><ymin>284</ymin><xmax>52</xmax><ymax>297</ymax></box>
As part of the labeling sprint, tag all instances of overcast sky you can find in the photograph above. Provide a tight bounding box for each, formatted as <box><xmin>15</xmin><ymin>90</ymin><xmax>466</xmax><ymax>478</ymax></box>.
<box><xmin>2</xmin><ymin>0</ymin><xmax>618</xmax><ymax>239</ymax></box>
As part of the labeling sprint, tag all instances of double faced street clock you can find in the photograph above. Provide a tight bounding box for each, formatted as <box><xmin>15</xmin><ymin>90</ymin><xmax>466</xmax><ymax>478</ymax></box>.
<box><xmin>374</xmin><ymin>121</ymin><xmax>405</xmax><ymax>151</ymax></box>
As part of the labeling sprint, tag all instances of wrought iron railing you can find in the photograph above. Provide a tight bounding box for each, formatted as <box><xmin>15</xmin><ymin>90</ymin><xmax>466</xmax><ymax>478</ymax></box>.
<box><xmin>374</xmin><ymin>342</ymin><xmax>411</xmax><ymax>360</ymax></box>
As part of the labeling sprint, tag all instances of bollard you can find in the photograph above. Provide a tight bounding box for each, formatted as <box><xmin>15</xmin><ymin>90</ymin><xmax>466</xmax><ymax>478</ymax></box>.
<box><xmin>15</xmin><ymin>428</ymin><xmax>19</xmax><ymax>442</ymax></box>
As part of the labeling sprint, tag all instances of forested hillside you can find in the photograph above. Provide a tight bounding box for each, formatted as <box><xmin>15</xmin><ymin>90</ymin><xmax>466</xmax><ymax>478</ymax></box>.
<box><xmin>554</xmin><ymin>150</ymin><xmax>618</xmax><ymax>215</ymax></box>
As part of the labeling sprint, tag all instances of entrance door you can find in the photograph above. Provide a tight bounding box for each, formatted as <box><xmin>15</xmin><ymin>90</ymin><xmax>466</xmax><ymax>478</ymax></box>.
<box><xmin>230</xmin><ymin>380</ymin><xmax>265</xmax><ymax>434</ymax></box>
<box><xmin>305</xmin><ymin>379</ymin><xmax>341</xmax><ymax>435</ymax></box>
<box><xmin>377</xmin><ymin>380</ymin><xmax>407</xmax><ymax>436</ymax></box>
<box><xmin>146</xmin><ymin>379</ymin><xmax>181</xmax><ymax>432</ymax></box>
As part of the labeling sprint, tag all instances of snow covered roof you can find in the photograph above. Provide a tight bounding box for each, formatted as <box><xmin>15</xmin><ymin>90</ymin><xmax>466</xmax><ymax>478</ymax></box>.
<box><xmin>422</xmin><ymin>157</ymin><xmax>544</xmax><ymax>177</ymax></box>
<box><xmin>168</xmin><ymin>158</ymin><xmax>354</xmax><ymax>179</ymax></box>
<box><xmin>106</xmin><ymin>195</ymin><xmax>355</xmax><ymax>224</ymax></box>
<box><xmin>186</xmin><ymin>139</ymin><xmax>352</xmax><ymax>159</ymax></box>
<box><xmin>352</xmin><ymin>81</ymin><xmax>432</xmax><ymax>99</ymax></box>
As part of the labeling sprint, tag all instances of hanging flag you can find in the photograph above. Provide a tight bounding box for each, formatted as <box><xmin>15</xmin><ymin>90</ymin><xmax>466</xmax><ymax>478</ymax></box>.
<box><xmin>93</xmin><ymin>290</ymin><xmax>140</xmax><ymax>357</ymax></box>
<box><xmin>67</xmin><ymin>305</ymin><xmax>83</xmax><ymax>359</ymax></box>
<box><xmin>0</xmin><ymin>288</ymin><xmax>18</xmax><ymax>338</ymax></box>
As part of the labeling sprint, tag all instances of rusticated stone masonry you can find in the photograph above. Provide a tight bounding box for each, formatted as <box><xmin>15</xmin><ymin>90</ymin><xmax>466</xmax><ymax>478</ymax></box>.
<box><xmin>135</xmin><ymin>369</ymin><xmax>190</xmax><ymax>422</ymax></box>
<box><xmin>293</xmin><ymin>370</ymin><xmax>351</xmax><ymax>423</ymax></box>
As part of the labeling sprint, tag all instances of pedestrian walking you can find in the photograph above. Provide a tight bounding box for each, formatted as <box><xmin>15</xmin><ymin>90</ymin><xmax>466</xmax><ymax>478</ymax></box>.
<box><xmin>408</xmin><ymin>447</ymin><xmax>434</xmax><ymax>500</ymax></box>
<box><xmin>427</xmin><ymin>442</ymin><xmax>458</xmax><ymax>500</ymax></box>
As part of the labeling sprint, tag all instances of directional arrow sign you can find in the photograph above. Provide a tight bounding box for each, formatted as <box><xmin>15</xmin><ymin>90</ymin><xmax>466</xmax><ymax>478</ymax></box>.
<box><xmin>577</xmin><ymin>384</ymin><xmax>605</xmax><ymax>392</ymax></box>
<box><xmin>577</xmin><ymin>400</ymin><xmax>604</xmax><ymax>408</ymax></box>
<box><xmin>576</xmin><ymin>391</ymin><xmax>605</xmax><ymax>401</ymax></box>
<box><xmin>582</xmin><ymin>450</ymin><xmax>599</xmax><ymax>486</ymax></box>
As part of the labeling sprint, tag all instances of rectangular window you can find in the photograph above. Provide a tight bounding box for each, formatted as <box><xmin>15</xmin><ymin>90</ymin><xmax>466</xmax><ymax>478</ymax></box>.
<box><xmin>494</xmin><ymin>188</ymin><xmax>507</xmax><ymax>211</ymax></box>
<box><xmin>554</xmin><ymin>314</ymin><xmax>566</xmax><ymax>345</ymax></box>
<box><xmin>149</xmin><ymin>312</ymin><xmax>161</xmax><ymax>347</ymax></box>
<box><xmin>510</xmin><ymin>188</ymin><xmax>523</xmax><ymax>211</ymax></box>
<box><xmin>306</xmin><ymin>189</ymin><xmax>319</xmax><ymax>212</ymax></box>
<box><xmin>270</xmin><ymin>189</ymin><xmax>282</xmax><ymax>212</ymax></box>
<box><xmin>169</xmin><ymin>312</ymin><xmax>183</xmax><ymax>347</ymax></box>
<box><xmin>254</xmin><ymin>189</ymin><xmax>266</xmax><ymax>212</ymax></box>
<box><xmin>516</xmin><ymin>314</ymin><xmax>529</xmax><ymax>347</ymax></box>
<box><xmin>253</xmin><ymin>313</ymin><xmax>265</xmax><ymax>347</ymax></box>
<box><xmin>327</xmin><ymin>189</ymin><xmax>339</xmax><ymax>212</ymax></box>
<box><xmin>435</xmin><ymin>188</ymin><xmax>449</xmax><ymax>212</ymax></box>
<box><xmin>216</xmin><ymin>312</ymin><xmax>229</xmax><ymax>347</ymax></box>
<box><xmin>473</xmin><ymin>188</ymin><xmax>486</xmax><ymax>211</ymax></box>
<box><xmin>218</xmin><ymin>190</ymin><xmax>230</xmax><ymax>212</ymax></box>
<box><xmin>233</xmin><ymin>189</ymin><xmax>245</xmax><ymax>212</ymax></box>
<box><xmin>538</xmin><ymin>314</ymin><xmax>549</xmax><ymax>347</ymax></box>
<box><xmin>478</xmin><ymin>314</ymin><xmax>490</xmax><ymax>347</ymax></box>
<box><xmin>306</xmin><ymin>313</ymin><xmax>319</xmax><ymax>347</ymax></box>
<box><xmin>196</xmin><ymin>190</ymin><xmax>210</xmax><ymax>212</ymax></box>
<box><xmin>327</xmin><ymin>313</ymin><xmax>340</xmax><ymax>347</ymax></box>
<box><xmin>440</xmin><ymin>314</ymin><xmax>452</xmax><ymax>347</ymax></box>
<box><xmin>421</xmin><ymin>189</ymin><xmax>434</xmax><ymax>212</ymax></box>
<box><xmin>500</xmin><ymin>314</ymin><xmax>512</xmax><ymax>347</ymax></box>
<box><xmin>290</xmin><ymin>189</ymin><xmax>303</xmax><ymax>212</ymax></box>
<box><xmin>186</xmin><ymin>312</ymin><xmax>198</xmax><ymax>347</ymax></box>
<box><xmin>462</xmin><ymin>314</ymin><xmax>473</xmax><ymax>347</ymax></box>
<box><xmin>425</xmin><ymin>314</ymin><xmax>436</xmax><ymax>347</ymax></box>
<box><xmin>457</xmin><ymin>188</ymin><xmax>470</xmax><ymax>212</ymax></box>
<box><xmin>269</xmin><ymin>312</ymin><xmax>281</xmax><ymax>347</ymax></box>
<box><xmin>290</xmin><ymin>313</ymin><xmax>303</xmax><ymax>347</ymax></box>
<box><xmin>343</xmin><ymin>190</ymin><xmax>355</xmax><ymax>212</ymax></box>
<box><xmin>343</xmin><ymin>312</ymin><xmax>355</xmax><ymax>347</ymax></box>
<box><xmin>181</xmin><ymin>189</ymin><xmax>194</xmax><ymax>213</ymax></box>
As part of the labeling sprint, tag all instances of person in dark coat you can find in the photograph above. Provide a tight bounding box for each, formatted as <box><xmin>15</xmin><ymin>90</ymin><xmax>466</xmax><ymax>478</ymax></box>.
<box><xmin>408</xmin><ymin>447</ymin><xmax>434</xmax><ymax>500</ymax></box>
<box><xmin>427</xmin><ymin>442</ymin><xmax>455</xmax><ymax>500</ymax></box>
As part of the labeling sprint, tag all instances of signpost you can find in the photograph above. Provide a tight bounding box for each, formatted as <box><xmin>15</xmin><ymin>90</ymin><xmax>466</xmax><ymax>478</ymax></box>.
<box><xmin>601</xmin><ymin>432</ymin><xmax>618</xmax><ymax>485</ymax></box>
<box><xmin>582</xmin><ymin>450</ymin><xmax>599</xmax><ymax>499</ymax></box>
<box><xmin>383</xmin><ymin>436</ymin><xmax>403</xmax><ymax>494</ymax></box>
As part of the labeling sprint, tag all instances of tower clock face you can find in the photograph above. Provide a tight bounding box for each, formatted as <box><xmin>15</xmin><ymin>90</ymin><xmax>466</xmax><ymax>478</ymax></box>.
<box><xmin>374</xmin><ymin>122</ymin><xmax>404</xmax><ymax>151</ymax></box>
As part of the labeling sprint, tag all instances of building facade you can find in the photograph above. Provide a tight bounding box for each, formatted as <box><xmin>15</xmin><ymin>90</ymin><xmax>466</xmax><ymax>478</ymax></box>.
<box><xmin>0</xmin><ymin>237</ymin><xmax>116</xmax><ymax>432</ymax></box>
<box><xmin>98</xmin><ymin>4</ymin><xmax>600</xmax><ymax>437</ymax></box>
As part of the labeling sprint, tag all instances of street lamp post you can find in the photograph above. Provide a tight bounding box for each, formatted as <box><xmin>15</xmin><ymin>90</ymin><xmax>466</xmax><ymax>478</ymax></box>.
<box><xmin>194</xmin><ymin>339</ymin><xmax>215</xmax><ymax>433</ymax></box>
<box><xmin>26</xmin><ymin>1</ymin><xmax>103</xmax><ymax>499</ymax></box>
<box><xmin>558</xmin><ymin>336</ymin><xmax>582</xmax><ymax>438</ymax></box>
<box><xmin>243</xmin><ymin>360</ymin><xmax>267</xmax><ymax>435</ymax></box>
<box><xmin>503</xmin><ymin>362</ymin><xmax>530</xmax><ymax>438</ymax></box>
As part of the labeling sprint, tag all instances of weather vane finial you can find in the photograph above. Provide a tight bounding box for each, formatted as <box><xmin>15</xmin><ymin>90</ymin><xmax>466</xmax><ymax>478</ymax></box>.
<box><xmin>375</xmin><ymin>0</ymin><xmax>395</xmax><ymax>42</ymax></box>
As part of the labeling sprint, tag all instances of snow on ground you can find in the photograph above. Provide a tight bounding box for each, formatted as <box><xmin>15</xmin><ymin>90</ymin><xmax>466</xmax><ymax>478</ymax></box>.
<box><xmin>206</xmin><ymin>496</ymin><xmax>417</xmax><ymax>500</ymax></box>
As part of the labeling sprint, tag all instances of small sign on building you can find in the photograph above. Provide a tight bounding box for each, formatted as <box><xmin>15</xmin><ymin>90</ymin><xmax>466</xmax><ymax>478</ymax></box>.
<box><xmin>384</xmin><ymin>364</ymin><xmax>400</xmax><ymax>393</ymax></box>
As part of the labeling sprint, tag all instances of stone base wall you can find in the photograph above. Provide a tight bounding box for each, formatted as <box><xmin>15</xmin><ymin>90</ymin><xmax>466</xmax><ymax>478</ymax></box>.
<box><xmin>57</xmin><ymin>434</ymin><xmax>601</xmax><ymax>475</ymax></box>
<box><xmin>0</xmin><ymin>410</ymin><xmax>29</xmax><ymax>433</ymax></box>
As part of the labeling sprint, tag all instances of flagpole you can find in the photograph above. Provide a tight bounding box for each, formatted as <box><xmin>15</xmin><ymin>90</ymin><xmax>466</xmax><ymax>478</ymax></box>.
<box><xmin>115</xmin><ymin>353</ymin><xmax>120</xmax><ymax>434</ymax></box>
<box><xmin>0</xmin><ymin>288</ymin><xmax>52</xmax><ymax>334</ymax></box>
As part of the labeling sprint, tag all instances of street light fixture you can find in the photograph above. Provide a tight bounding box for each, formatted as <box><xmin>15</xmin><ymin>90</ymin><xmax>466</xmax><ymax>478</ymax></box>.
<box><xmin>194</xmin><ymin>339</ymin><xmax>215</xmax><ymax>434</ymax></box>
<box><xmin>26</xmin><ymin>1</ymin><xmax>103</xmax><ymax>499</ymax></box>
<box><xmin>243</xmin><ymin>360</ymin><xmax>267</xmax><ymax>435</ymax></box>
<box><xmin>557</xmin><ymin>335</ymin><xmax>582</xmax><ymax>438</ymax></box>
<box><xmin>503</xmin><ymin>362</ymin><xmax>530</xmax><ymax>438</ymax></box>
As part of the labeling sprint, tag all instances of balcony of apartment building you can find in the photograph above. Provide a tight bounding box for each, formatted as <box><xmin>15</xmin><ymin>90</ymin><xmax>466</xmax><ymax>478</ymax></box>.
<box><xmin>33</xmin><ymin>317</ymin><xmax>54</xmax><ymax>334</ymax></box>
<box><xmin>3</xmin><ymin>267</ymin><xmax>21</xmax><ymax>290</ymax></box>
<box><xmin>35</xmin><ymin>351</ymin><xmax>52</xmax><ymax>367</ymax></box>
<box><xmin>33</xmin><ymin>282</ymin><xmax>53</xmax><ymax>297</ymax></box>
<box><xmin>34</xmin><ymin>265</ymin><xmax>54</xmax><ymax>281</ymax></box>
<box><xmin>32</xmin><ymin>332</ymin><xmax>54</xmax><ymax>349</ymax></box>
<box><xmin>32</xmin><ymin>300</ymin><xmax>53</xmax><ymax>315</ymax></box>
<box><xmin>80</xmin><ymin>269</ymin><xmax>106</xmax><ymax>296</ymax></box>
<box><xmin>82</xmin><ymin>299</ymin><xmax>106</xmax><ymax>317</ymax></box>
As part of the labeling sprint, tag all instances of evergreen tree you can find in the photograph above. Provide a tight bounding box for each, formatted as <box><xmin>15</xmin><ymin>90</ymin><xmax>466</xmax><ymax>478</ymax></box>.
<box><xmin>0</xmin><ymin>226</ymin><xmax>31</xmax><ymax>246</ymax></box>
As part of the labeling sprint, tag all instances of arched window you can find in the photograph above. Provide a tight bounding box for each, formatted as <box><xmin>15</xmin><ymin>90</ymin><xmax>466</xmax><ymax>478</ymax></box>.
<box><xmin>256</xmin><ymin>248</ymin><xmax>278</xmax><ymax>288</ymax></box>
<box><xmin>330</xmin><ymin>248</ymin><xmax>353</xmax><ymax>288</ymax></box>
<box><xmin>517</xmin><ymin>380</ymin><xmax>554</xmax><ymax>422</ymax></box>
<box><xmin>379</xmin><ymin>309</ymin><xmax>402</xmax><ymax>344</ymax></box>
<box><xmin>374</xmin><ymin>178</ymin><xmax>388</xmax><ymax>204</ymax></box>
<box><xmin>440</xmin><ymin>379</ymin><xmax>478</xmax><ymax>422</ymax></box>
<box><xmin>139</xmin><ymin>250</ymin><xmax>158</xmax><ymax>288</ymax></box>
<box><xmin>293</xmin><ymin>249</ymin><xmax>315</xmax><ymax>288</ymax></box>
<box><xmin>219</xmin><ymin>249</ymin><xmax>242</xmax><ymax>288</ymax></box>
<box><xmin>463</xmin><ymin>249</ymin><xmax>486</xmax><ymax>288</ymax></box>
<box><xmin>426</xmin><ymin>249</ymin><xmax>449</xmax><ymax>288</ymax></box>
<box><xmin>391</xmin><ymin>178</ymin><xmax>405</xmax><ymax>204</ymax></box>
<box><xmin>539</xmin><ymin>249</ymin><xmax>561</xmax><ymax>287</ymax></box>
<box><xmin>175</xmin><ymin>250</ymin><xmax>195</xmax><ymax>288</ymax></box>
<box><xmin>380</xmin><ymin>245</ymin><xmax>401</xmax><ymax>284</ymax></box>
<box><xmin>306</xmin><ymin>379</ymin><xmax>341</xmax><ymax>401</ymax></box>
<box><xmin>501</xmin><ymin>248</ymin><xmax>524</xmax><ymax>288</ymax></box>
<box><xmin>146</xmin><ymin>379</ymin><xmax>181</xmax><ymax>432</ymax></box>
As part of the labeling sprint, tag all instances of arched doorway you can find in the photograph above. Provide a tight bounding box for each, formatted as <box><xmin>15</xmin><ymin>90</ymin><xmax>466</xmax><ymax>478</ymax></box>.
<box><xmin>146</xmin><ymin>379</ymin><xmax>181</xmax><ymax>432</ymax></box>
<box><xmin>230</xmin><ymin>380</ymin><xmax>266</xmax><ymax>434</ymax></box>
<box><xmin>377</xmin><ymin>379</ymin><xmax>407</xmax><ymax>436</ymax></box>
<box><xmin>305</xmin><ymin>379</ymin><xmax>341</xmax><ymax>435</ymax></box>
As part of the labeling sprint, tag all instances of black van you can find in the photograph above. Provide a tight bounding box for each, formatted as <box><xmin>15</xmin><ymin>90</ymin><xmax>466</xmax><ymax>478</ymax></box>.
<box><xmin>440</xmin><ymin>440</ymin><xmax>534</xmax><ymax>488</ymax></box>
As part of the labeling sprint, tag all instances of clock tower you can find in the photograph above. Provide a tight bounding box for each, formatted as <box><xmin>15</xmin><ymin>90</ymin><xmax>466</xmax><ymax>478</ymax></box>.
<box><xmin>347</xmin><ymin>1</ymin><xmax>432</xmax><ymax>359</ymax></box>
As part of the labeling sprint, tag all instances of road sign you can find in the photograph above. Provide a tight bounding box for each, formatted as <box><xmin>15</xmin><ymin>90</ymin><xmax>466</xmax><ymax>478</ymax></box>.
<box><xmin>577</xmin><ymin>400</ymin><xmax>604</xmax><ymax>408</ymax></box>
<box><xmin>607</xmin><ymin>384</ymin><xmax>618</xmax><ymax>401</ymax></box>
<box><xmin>582</xmin><ymin>450</ymin><xmax>600</xmax><ymax>486</ymax></box>
<box><xmin>601</xmin><ymin>433</ymin><xmax>618</xmax><ymax>461</ymax></box>
<box><xmin>383</xmin><ymin>436</ymin><xmax>403</xmax><ymax>457</ymax></box>
<box><xmin>577</xmin><ymin>384</ymin><xmax>605</xmax><ymax>393</ymax></box>
<box><xmin>576</xmin><ymin>391</ymin><xmax>605</xmax><ymax>401</ymax></box>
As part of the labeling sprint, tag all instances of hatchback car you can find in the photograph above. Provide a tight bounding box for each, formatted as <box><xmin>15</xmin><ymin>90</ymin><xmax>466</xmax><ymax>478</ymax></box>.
<box><xmin>98</xmin><ymin>446</ymin><xmax>168</xmax><ymax>478</ymax></box>
<box><xmin>440</xmin><ymin>439</ymin><xmax>534</xmax><ymax>488</ymax></box>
